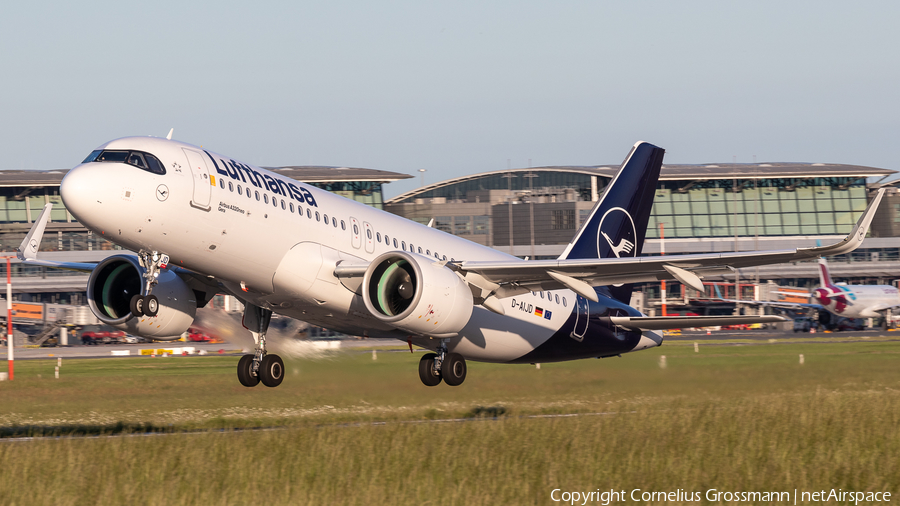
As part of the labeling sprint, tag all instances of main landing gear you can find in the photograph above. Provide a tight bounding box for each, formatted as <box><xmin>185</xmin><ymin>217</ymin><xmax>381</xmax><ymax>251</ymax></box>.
<box><xmin>237</xmin><ymin>304</ymin><xmax>284</xmax><ymax>388</ymax></box>
<box><xmin>130</xmin><ymin>250</ymin><xmax>168</xmax><ymax>317</ymax></box>
<box><xmin>418</xmin><ymin>342</ymin><xmax>467</xmax><ymax>387</ymax></box>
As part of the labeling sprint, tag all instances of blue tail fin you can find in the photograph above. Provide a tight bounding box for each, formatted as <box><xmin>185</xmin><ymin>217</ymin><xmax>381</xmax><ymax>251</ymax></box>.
<box><xmin>558</xmin><ymin>141</ymin><xmax>665</xmax><ymax>302</ymax></box>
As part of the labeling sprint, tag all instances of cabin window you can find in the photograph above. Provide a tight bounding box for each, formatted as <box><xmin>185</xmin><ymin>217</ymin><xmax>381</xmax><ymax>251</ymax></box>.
<box><xmin>353</xmin><ymin>224</ymin><xmax>359</xmax><ymax>235</ymax></box>
<box><xmin>562</xmin><ymin>297</ymin><xmax>567</xmax><ymax>307</ymax></box>
<box><xmin>426</xmin><ymin>249</ymin><xmax>430</xmax><ymax>256</ymax></box>
<box><xmin>237</xmin><ymin>185</ymin><xmax>242</xmax><ymax>196</ymax></box>
<box><xmin>376</xmin><ymin>232</ymin><xmax>382</xmax><ymax>242</ymax></box>
<box><xmin>341</xmin><ymin>220</ymin><xmax>346</xmax><ymax>230</ymax></box>
<box><xmin>281</xmin><ymin>200</ymin><xmax>286</xmax><ymax>210</ymax></box>
<box><xmin>289</xmin><ymin>203</ymin><xmax>294</xmax><ymax>212</ymax></box>
<box><xmin>393</xmin><ymin>238</ymin><xmax>398</xmax><ymax>248</ymax></box>
<box><xmin>255</xmin><ymin>191</ymin><xmax>260</xmax><ymax>201</ymax></box>
<box><xmin>555</xmin><ymin>294</ymin><xmax>559</xmax><ymax>304</ymax></box>
<box><xmin>401</xmin><ymin>241</ymin><xmax>406</xmax><ymax>250</ymax></box>
<box><xmin>228</xmin><ymin>182</ymin><xmax>234</xmax><ymax>192</ymax></box>
<box><xmin>324</xmin><ymin>214</ymin><xmax>329</xmax><ymax>224</ymax></box>
<box><xmin>316</xmin><ymin>211</ymin><xmax>321</xmax><ymax>222</ymax></box>
<box><xmin>417</xmin><ymin>247</ymin><xmax>422</xmax><ymax>254</ymax></box>
<box><xmin>307</xmin><ymin>209</ymin><xmax>312</xmax><ymax>218</ymax></box>
<box><xmin>219</xmin><ymin>179</ymin><xmax>225</xmax><ymax>189</ymax></box>
<box><xmin>264</xmin><ymin>194</ymin><xmax>269</xmax><ymax>204</ymax></box>
<box><xmin>332</xmin><ymin>217</ymin><xmax>337</xmax><ymax>227</ymax></box>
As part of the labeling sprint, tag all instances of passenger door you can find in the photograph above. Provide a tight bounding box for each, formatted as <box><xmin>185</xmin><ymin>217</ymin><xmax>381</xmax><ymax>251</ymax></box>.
<box><xmin>183</xmin><ymin>148</ymin><xmax>211</xmax><ymax>210</ymax></box>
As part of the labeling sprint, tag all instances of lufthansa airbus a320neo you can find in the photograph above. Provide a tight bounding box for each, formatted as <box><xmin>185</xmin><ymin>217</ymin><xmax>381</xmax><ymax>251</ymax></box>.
<box><xmin>18</xmin><ymin>136</ymin><xmax>883</xmax><ymax>387</ymax></box>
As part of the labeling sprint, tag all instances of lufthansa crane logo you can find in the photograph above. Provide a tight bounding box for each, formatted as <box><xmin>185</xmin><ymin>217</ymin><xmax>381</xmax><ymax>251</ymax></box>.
<box><xmin>596</xmin><ymin>207</ymin><xmax>637</xmax><ymax>259</ymax></box>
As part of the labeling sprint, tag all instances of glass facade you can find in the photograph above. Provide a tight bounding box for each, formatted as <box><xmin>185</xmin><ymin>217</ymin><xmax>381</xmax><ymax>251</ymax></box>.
<box><xmin>647</xmin><ymin>178</ymin><xmax>868</xmax><ymax>238</ymax></box>
<box><xmin>306</xmin><ymin>181</ymin><xmax>385</xmax><ymax>209</ymax></box>
<box><xmin>399</xmin><ymin>171</ymin><xmax>598</xmax><ymax>202</ymax></box>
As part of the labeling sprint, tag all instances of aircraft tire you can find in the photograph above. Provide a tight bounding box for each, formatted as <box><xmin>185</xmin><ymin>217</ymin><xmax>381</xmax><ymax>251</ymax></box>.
<box><xmin>442</xmin><ymin>353</ymin><xmax>467</xmax><ymax>387</ymax></box>
<box><xmin>418</xmin><ymin>353</ymin><xmax>442</xmax><ymax>386</ymax></box>
<box><xmin>130</xmin><ymin>294</ymin><xmax>144</xmax><ymax>317</ymax></box>
<box><xmin>237</xmin><ymin>354</ymin><xmax>259</xmax><ymax>387</ymax></box>
<box><xmin>144</xmin><ymin>295</ymin><xmax>159</xmax><ymax>317</ymax></box>
<box><xmin>259</xmin><ymin>354</ymin><xmax>285</xmax><ymax>387</ymax></box>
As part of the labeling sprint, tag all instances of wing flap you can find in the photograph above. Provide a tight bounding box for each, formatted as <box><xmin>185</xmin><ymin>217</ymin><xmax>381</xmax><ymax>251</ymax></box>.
<box><xmin>609</xmin><ymin>315</ymin><xmax>786</xmax><ymax>331</ymax></box>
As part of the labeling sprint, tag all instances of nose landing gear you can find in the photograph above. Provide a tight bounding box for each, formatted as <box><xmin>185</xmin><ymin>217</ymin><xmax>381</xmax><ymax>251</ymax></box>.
<box><xmin>237</xmin><ymin>304</ymin><xmax>284</xmax><ymax>388</ymax></box>
<box><xmin>130</xmin><ymin>250</ymin><xmax>167</xmax><ymax>317</ymax></box>
<box><xmin>417</xmin><ymin>342</ymin><xmax>467</xmax><ymax>387</ymax></box>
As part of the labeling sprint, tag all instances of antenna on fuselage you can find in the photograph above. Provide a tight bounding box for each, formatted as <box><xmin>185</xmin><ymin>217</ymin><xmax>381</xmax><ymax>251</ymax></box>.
<box><xmin>166</xmin><ymin>128</ymin><xmax>174</xmax><ymax>140</ymax></box>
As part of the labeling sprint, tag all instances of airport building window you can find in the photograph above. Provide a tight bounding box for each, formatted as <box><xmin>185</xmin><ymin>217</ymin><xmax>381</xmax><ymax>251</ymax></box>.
<box><xmin>551</xmin><ymin>210</ymin><xmax>576</xmax><ymax>230</ymax></box>
<box><xmin>454</xmin><ymin>216</ymin><xmax>472</xmax><ymax>235</ymax></box>
<box><xmin>435</xmin><ymin>217</ymin><xmax>452</xmax><ymax>233</ymax></box>
<box><xmin>474</xmin><ymin>216</ymin><xmax>490</xmax><ymax>235</ymax></box>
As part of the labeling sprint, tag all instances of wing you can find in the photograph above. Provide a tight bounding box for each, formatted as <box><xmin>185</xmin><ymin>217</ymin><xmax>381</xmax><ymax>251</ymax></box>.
<box><xmin>457</xmin><ymin>189</ymin><xmax>885</xmax><ymax>302</ymax></box>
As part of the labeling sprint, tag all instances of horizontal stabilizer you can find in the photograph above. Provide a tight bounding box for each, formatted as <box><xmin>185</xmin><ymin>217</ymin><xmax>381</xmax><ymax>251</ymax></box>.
<box><xmin>609</xmin><ymin>315</ymin><xmax>786</xmax><ymax>331</ymax></box>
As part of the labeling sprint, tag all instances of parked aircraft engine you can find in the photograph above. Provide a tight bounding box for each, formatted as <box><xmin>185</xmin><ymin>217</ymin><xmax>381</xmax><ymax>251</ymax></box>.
<box><xmin>362</xmin><ymin>251</ymin><xmax>473</xmax><ymax>337</ymax></box>
<box><xmin>86</xmin><ymin>255</ymin><xmax>197</xmax><ymax>340</ymax></box>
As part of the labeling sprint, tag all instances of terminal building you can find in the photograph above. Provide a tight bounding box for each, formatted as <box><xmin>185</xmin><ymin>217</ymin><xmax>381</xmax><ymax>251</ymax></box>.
<box><xmin>3</xmin><ymin>156</ymin><xmax>900</xmax><ymax>328</ymax></box>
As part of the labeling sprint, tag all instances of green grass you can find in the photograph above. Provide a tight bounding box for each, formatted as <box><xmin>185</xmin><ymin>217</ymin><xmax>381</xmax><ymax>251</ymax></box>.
<box><xmin>1</xmin><ymin>342</ymin><xmax>899</xmax><ymax>504</ymax></box>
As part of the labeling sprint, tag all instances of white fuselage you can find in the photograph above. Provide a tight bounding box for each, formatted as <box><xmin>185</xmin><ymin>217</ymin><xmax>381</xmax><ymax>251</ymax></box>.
<box><xmin>61</xmin><ymin>137</ymin><xmax>659</xmax><ymax>362</ymax></box>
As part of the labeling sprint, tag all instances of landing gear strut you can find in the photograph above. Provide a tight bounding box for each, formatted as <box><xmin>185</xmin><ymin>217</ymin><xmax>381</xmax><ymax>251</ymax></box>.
<box><xmin>417</xmin><ymin>341</ymin><xmax>467</xmax><ymax>387</ymax></box>
<box><xmin>237</xmin><ymin>304</ymin><xmax>284</xmax><ymax>388</ymax></box>
<box><xmin>130</xmin><ymin>250</ymin><xmax>168</xmax><ymax>317</ymax></box>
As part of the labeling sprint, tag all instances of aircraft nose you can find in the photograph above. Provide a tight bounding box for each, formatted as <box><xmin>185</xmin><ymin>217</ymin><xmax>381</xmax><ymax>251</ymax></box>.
<box><xmin>61</xmin><ymin>163</ymin><xmax>103</xmax><ymax>224</ymax></box>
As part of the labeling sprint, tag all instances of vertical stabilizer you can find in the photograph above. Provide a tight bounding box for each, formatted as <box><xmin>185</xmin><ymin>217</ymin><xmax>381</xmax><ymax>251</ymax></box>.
<box><xmin>558</xmin><ymin>141</ymin><xmax>665</xmax><ymax>302</ymax></box>
<box><xmin>818</xmin><ymin>257</ymin><xmax>834</xmax><ymax>287</ymax></box>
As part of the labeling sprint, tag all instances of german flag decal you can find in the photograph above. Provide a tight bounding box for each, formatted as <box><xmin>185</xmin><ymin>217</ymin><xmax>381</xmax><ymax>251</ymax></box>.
<box><xmin>534</xmin><ymin>307</ymin><xmax>543</xmax><ymax>318</ymax></box>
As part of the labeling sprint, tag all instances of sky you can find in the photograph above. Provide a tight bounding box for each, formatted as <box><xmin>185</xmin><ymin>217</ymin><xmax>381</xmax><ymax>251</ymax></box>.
<box><xmin>2</xmin><ymin>1</ymin><xmax>898</xmax><ymax>198</ymax></box>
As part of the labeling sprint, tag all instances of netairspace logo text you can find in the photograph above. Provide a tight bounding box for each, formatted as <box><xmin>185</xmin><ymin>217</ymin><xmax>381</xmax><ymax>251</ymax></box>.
<box><xmin>550</xmin><ymin>488</ymin><xmax>892</xmax><ymax>505</ymax></box>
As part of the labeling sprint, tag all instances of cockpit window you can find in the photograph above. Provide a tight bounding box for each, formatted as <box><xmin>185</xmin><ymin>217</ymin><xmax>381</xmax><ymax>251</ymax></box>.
<box><xmin>88</xmin><ymin>150</ymin><xmax>166</xmax><ymax>175</ymax></box>
<box><xmin>97</xmin><ymin>150</ymin><xmax>129</xmax><ymax>163</ymax></box>
<box><xmin>82</xmin><ymin>150</ymin><xmax>102</xmax><ymax>163</ymax></box>
<box><xmin>126</xmin><ymin>152</ymin><xmax>147</xmax><ymax>169</ymax></box>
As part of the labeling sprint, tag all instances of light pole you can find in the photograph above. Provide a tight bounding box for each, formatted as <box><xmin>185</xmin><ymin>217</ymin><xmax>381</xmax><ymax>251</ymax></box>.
<box><xmin>418</xmin><ymin>169</ymin><xmax>426</xmax><ymax>187</ymax></box>
<box><xmin>3</xmin><ymin>256</ymin><xmax>12</xmax><ymax>380</ymax></box>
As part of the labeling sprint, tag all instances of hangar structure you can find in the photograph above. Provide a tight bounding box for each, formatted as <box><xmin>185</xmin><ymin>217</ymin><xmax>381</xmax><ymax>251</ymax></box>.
<box><xmin>385</xmin><ymin>162</ymin><xmax>900</xmax><ymax>302</ymax></box>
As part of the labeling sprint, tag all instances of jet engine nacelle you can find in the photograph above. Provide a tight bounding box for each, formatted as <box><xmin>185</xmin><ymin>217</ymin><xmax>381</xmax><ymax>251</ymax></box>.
<box><xmin>86</xmin><ymin>255</ymin><xmax>197</xmax><ymax>340</ymax></box>
<box><xmin>362</xmin><ymin>251</ymin><xmax>473</xmax><ymax>337</ymax></box>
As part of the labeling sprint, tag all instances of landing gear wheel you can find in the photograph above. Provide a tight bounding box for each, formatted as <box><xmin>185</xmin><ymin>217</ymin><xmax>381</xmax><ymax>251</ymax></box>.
<box><xmin>418</xmin><ymin>353</ymin><xmax>442</xmax><ymax>386</ymax></box>
<box><xmin>144</xmin><ymin>295</ymin><xmax>159</xmax><ymax>317</ymax></box>
<box><xmin>129</xmin><ymin>294</ymin><xmax>144</xmax><ymax>316</ymax></box>
<box><xmin>237</xmin><ymin>354</ymin><xmax>259</xmax><ymax>387</ymax></box>
<box><xmin>259</xmin><ymin>354</ymin><xmax>285</xmax><ymax>387</ymax></box>
<box><xmin>442</xmin><ymin>353</ymin><xmax>467</xmax><ymax>386</ymax></box>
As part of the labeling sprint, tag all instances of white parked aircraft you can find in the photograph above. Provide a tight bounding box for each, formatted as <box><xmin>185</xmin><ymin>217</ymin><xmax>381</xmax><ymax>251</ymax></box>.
<box><xmin>16</xmin><ymin>137</ymin><xmax>884</xmax><ymax>387</ymax></box>
<box><xmin>747</xmin><ymin>257</ymin><xmax>900</xmax><ymax>329</ymax></box>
